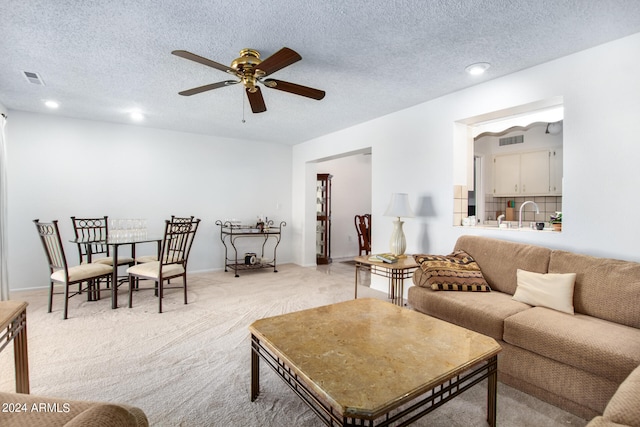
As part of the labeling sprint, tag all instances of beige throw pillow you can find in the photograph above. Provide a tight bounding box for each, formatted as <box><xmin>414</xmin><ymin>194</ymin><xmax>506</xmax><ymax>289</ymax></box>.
<box><xmin>513</xmin><ymin>269</ymin><xmax>577</xmax><ymax>314</ymax></box>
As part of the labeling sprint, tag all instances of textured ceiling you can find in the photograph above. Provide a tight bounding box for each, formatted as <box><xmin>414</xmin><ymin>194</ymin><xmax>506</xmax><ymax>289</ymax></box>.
<box><xmin>2</xmin><ymin>1</ymin><xmax>640</xmax><ymax>144</ymax></box>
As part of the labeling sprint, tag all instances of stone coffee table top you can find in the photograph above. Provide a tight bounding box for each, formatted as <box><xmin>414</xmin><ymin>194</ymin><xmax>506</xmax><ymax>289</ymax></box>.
<box><xmin>250</xmin><ymin>298</ymin><xmax>501</xmax><ymax>418</ymax></box>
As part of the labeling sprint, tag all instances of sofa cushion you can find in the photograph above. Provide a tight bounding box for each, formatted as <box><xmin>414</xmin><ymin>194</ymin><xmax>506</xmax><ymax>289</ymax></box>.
<box><xmin>512</xmin><ymin>269</ymin><xmax>576</xmax><ymax>314</ymax></box>
<box><xmin>602</xmin><ymin>364</ymin><xmax>640</xmax><ymax>427</ymax></box>
<box><xmin>585</xmin><ymin>417</ymin><xmax>628</xmax><ymax>427</ymax></box>
<box><xmin>407</xmin><ymin>285</ymin><xmax>530</xmax><ymax>340</ymax></box>
<box><xmin>454</xmin><ymin>235</ymin><xmax>551</xmax><ymax>295</ymax></box>
<box><xmin>0</xmin><ymin>392</ymin><xmax>148</xmax><ymax>427</ymax></box>
<box><xmin>500</xmin><ymin>342</ymin><xmax>618</xmax><ymax>418</ymax></box>
<box><xmin>549</xmin><ymin>250</ymin><xmax>640</xmax><ymax>329</ymax></box>
<box><xmin>503</xmin><ymin>307</ymin><xmax>640</xmax><ymax>383</ymax></box>
<box><xmin>413</xmin><ymin>250</ymin><xmax>490</xmax><ymax>291</ymax></box>
<box><xmin>64</xmin><ymin>404</ymin><xmax>139</xmax><ymax>427</ymax></box>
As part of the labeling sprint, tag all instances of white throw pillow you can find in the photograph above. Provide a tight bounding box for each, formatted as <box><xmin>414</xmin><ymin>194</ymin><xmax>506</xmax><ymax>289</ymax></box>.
<box><xmin>513</xmin><ymin>269</ymin><xmax>577</xmax><ymax>315</ymax></box>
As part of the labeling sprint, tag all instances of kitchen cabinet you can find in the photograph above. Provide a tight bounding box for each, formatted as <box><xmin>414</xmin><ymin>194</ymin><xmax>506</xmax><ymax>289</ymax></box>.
<box><xmin>493</xmin><ymin>153</ymin><xmax>520</xmax><ymax>196</ymax></box>
<box><xmin>316</xmin><ymin>173</ymin><xmax>332</xmax><ymax>264</ymax></box>
<box><xmin>549</xmin><ymin>148</ymin><xmax>563</xmax><ymax>195</ymax></box>
<box><xmin>493</xmin><ymin>150</ymin><xmax>553</xmax><ymax>196</ymax></box>
<box><xmin>520</xmin><ymin>150</ymin><xmax>550</xmax><ymax>194</ymax></box>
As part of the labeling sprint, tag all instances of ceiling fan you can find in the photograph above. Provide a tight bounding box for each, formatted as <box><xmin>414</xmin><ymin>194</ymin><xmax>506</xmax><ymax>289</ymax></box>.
<box><xmin>171</xmin><ymin>47</ymin><xmax>325</xmax><ymax>113</ymax></box>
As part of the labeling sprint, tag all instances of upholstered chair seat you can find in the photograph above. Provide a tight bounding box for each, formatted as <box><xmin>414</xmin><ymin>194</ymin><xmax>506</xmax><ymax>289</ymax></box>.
<box><xmin>51</xmin><ymin>263</ymin><xmax>113</xmax><ymax>282</ymax></box>
<box><xmin>93</xmin><ymin>256</ymin><xmax>135</xmax><ymax>266</ymax></box>
<box><xmin>126</xmin><ymin>261</ymin><xmax>184</xmax><ymax>279</ymax></box>
<box><xmin>134</xmin><ymin>255</ymin><xmax>157</xmax><ymax>264</ymax></box>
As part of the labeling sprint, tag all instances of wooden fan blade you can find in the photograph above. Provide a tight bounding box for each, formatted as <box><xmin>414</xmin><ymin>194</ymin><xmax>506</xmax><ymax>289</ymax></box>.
<box><xmin>255</xmin><ymin>47</ymin><xmax>301</xmax><ymax>76</ymax></box>
<box><xmin>246</xmin><ymin>87</ymin><xmax>267</xmax><ymax>113</ymax></box>
<box><xmin>263</xmin><ymin>79</ymin><xmax>325</xmax><ymax>100</ymax></box>
<box><xmin>172</xmin><ymin>50</ymin><xmax>234</xmax><ymax>74</ymax></box>
<box><xmin>178</xmin><ymin>80</ymin><xmax>238</xmax><ymax>96</ymax></box>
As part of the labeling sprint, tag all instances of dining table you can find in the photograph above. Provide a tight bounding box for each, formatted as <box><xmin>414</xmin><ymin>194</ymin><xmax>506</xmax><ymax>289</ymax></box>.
<box><xmin>71</xmin><ymin>235</ymin><xmax>162</xmax><ymax>309</ymax></box>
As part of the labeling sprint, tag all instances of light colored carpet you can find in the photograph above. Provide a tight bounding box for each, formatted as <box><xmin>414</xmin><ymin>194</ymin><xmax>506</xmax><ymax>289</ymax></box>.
<box><xmin>1</xmin><ymin>262</ymin><xmax>588</xmax><ymax>426</ymax></box>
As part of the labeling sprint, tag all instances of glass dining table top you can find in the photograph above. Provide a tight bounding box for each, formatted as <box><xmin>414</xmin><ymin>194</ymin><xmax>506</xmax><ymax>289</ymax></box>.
<box><xmin>71</xmin><ymin>236</ymin><xmax>162</xmax><ymax>245</ymax></box>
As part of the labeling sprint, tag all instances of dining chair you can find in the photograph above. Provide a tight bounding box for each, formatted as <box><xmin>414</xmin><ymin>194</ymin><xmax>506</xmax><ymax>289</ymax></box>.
<box><xmin>134</xmin><ymin>216</ymin><xmax>195</xmax><ymax>264</ymax></box>
<box><xmin>170</xmin><ymin>215</ymin><xmax>195</xmax><ymax>223</ymax></box>
<box><xmin>127</xmin><ymin>218</ymin><xmax>200</xmax><ymax>313</ymax></box>
<box><xmin>71</xmin><ymin>216</ymin><xmax>135</xmax><ymax>267</ymax></box>
<box><xmin>33</xmin><ymin>219</ymin><xmax>113</xmax><ymax>319</ymax></box>
<box><xmin>71</xmin><ymin>216</ymin><xmax>135</xmax><ymax>293</ymax></box>
<box><xmin>354</xmin><ymin>214</ymin><xmax>372</xmax><ymax>255</ymax></box>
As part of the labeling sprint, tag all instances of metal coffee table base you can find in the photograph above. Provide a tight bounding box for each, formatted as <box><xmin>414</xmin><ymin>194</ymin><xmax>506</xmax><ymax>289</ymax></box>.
<box><xmin>251</xmin><ymin>334</ymin><xmax>498</xmax><ymax>427</ymax></box>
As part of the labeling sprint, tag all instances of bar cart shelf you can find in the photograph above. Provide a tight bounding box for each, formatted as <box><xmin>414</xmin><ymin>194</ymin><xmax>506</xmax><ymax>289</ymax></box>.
<box><xmin>215</xmin><ymin>220</ymin><xmax>286</xmax><ymax>277</ymax></box>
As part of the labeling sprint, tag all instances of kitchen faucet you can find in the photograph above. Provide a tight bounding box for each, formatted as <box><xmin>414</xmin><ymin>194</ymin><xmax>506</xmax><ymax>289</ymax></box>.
<box><xmin>519</xmin><ymin>201</ymin><xmax>540</xmax><ymax>228</ymax></box>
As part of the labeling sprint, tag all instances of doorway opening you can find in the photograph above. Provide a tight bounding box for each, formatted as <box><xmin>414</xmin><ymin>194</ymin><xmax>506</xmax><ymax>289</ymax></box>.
<box><xmin>314</xmin><ymin>149</ymin><xmax>372</xmax><ymax>262</ymax></box>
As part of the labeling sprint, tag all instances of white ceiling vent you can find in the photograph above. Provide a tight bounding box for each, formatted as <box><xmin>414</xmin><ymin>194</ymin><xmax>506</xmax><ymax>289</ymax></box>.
<box><xmin>23</xmin><ymin>71</ymin><xmax>45</xmax><ymax>85</ymax></box>
<box><xmin>499</xmin><ymin>135</ymin><xmax>524</xmax><ymax>146</ymax></box>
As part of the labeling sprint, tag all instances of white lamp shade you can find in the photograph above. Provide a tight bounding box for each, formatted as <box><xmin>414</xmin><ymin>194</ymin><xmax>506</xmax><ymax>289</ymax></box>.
<box><xmin>384</xmin><ymin>193</ymin><xmax>414</xmax><ymax>218</ymax></box>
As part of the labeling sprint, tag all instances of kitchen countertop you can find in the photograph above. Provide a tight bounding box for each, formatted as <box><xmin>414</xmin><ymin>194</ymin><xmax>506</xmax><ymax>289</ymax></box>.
<box><xmin>461</xmin><ymin>220</ymin><xmax>556</xmax><ymax>232</ymax></box>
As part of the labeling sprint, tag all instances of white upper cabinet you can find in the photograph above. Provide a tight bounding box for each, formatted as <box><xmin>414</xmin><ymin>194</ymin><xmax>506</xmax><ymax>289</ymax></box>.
<box><xmin>521</xmin><ymin>150</ymin><xmax>551</xmax><ymax>195</ymax></box>
<box><xmin>493</xmin><ymin>149</ymin><xmax>557</xmax><ymax>196</ymax></box>
<box><xmin>493</xmin><ymin>153</ymin><xmax>520</xmax><ymax>195</ymax></box>
<box><xmin>549</xmin><ymin>148</ymin><xmax>563</xmax><ymax>195</ymax></box>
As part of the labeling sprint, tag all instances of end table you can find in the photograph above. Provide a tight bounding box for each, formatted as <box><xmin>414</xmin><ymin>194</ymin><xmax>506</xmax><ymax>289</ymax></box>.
<box><xmin>354</xmin><ymin>255</ymin><xmax>418</xmax><ymax>306</ymax></box>
<box><xmin>0</xmin><ymin>300</ymin><xmax>29</xmax><ymax>394</ymax></box>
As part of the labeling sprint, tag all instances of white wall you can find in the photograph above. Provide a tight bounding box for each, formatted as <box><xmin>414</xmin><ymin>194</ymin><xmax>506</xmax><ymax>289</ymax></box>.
<box><xmin>317</xmin><ymin>153</ymin><xmax>372</xmax><ymax>259</ymax></box>
<box><xmin>6</xmin><ymin>32</ymin><xmax>640</xmax><ymax>291</ymax></box>
<box><xmin>292</xmin><ymin>32</ymin><xmax>640</xmax><ymax>273</ymax></box>
<box><xmin>6</xmin><ymin>112</ymin><xmax>292</xmax><ymax>290</ymax></box>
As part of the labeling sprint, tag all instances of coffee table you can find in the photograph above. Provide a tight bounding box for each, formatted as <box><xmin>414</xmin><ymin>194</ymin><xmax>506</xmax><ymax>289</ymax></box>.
<box><xmin>250</xmin><ymin>298</ymin><xmax>501</xmax><ymax>426</ymax></box>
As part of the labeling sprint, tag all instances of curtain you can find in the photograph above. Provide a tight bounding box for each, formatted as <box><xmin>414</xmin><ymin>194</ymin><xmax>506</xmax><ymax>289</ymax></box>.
<box><xmin>0</xmin><ymin>114</ymin><xmax>8</xmax><ymax>300</ymax></box>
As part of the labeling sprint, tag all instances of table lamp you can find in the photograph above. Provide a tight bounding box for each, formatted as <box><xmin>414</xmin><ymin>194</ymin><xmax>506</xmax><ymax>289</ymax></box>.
<box><xmin>384</xmin><ymin>193</ymin><xmax>414</xmax><ymax>256</ymax></box>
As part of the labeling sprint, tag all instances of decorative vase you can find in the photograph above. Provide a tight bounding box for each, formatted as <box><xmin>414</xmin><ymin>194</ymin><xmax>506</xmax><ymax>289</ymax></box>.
<box><xmin>389</xmin><ymin>218</ymin><xmax>406</xmax><ymax>256</ymax></box>
<box><xmin>552</xmin><ymin>223</ymin><xmax>562</xmax><ymax>232</ymax></box>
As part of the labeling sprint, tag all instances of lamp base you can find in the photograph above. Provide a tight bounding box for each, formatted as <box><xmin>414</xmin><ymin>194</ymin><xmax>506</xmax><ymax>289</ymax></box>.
<box><xmin>389</xmin><ymin>218</ymin><xmax>406</xmax><ymax>256</ymax></box>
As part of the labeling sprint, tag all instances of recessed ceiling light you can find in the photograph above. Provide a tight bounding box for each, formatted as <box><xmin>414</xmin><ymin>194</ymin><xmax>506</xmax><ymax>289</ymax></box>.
<box><xmin>44</xmin><ymin>100</ymin><xmax>59</xmax><ymax>109</ymax></box>
<box><xmin>465</xmin><ymin>62</ymin><xmax>491</xmax><ymax>76</ymax></box>
<box><xmin>129</xmin><ymin>111</ymin><xmax>144</xmax><ymax>121</ymax></box>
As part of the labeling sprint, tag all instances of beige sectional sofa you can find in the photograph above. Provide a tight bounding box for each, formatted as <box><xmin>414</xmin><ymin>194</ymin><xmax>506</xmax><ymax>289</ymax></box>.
<box><xmin>407</xmin><ymin>235</ymin><xmax>640</xmax><ymax>420</ymax></box>
<box><xmin>0</xmin><ymin>391</ymin><xmax>148</xmax><ymax>426</ymax></box>
<box><xmin>586</xmin><ymin>363</ymin><xmax>640</xmax><ymax>426</ymax></box>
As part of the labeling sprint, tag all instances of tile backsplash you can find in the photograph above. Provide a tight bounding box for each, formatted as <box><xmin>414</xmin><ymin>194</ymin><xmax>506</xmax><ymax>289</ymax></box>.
<box><xmin>454</xmin><ymin>186</ymin><xmax>561</xmax><ymax>226</ymax></box>
<box><xmin>484</xmin><ymin>195</ymin><xmax>562</xmax><ymax>224</ymax></box>
<box><xmin>453</xmin><ymin>185</ymin><xmax>469</xmax><ymax>226</ymax></box>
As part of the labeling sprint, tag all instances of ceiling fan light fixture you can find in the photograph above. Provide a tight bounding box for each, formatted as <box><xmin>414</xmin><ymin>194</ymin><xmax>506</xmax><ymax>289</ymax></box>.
<box><xmin>231</xmin><ymin>49</ymin><xmax>262</xmax><ymax>71</ymax></box>
<box><xmin>545</xmin><ymin>121</ymin><xmax>563</xmax><ymax>135</ymax></box>
<box><xmin>173</xmin><ymin>47</ymin><xmax>324</xmax><ymax>113</ymax></box>
<box><xmin>465</xmin><ymin>62</ymin><xmax>491</xmax><ymax>76</ymax></box>
<box><xmin>44</xmin><ymin>100</ymin><xmax>59</xmax><ymax>109</ymax></box>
